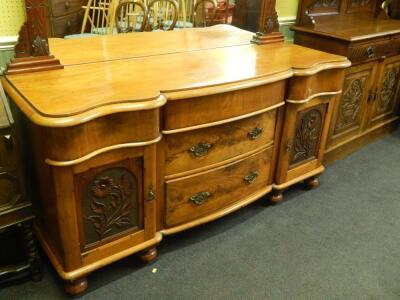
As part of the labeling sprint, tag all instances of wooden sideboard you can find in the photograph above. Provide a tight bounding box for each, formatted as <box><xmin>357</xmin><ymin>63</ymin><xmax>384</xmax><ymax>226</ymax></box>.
<box><xmin>292</xmin><ymin>0</ymin><xmax>400</xmax><ymax>163</ymax></box>
<box><xmin>2</xmin><ymin>25</ymin><xmax>350</xmax><ymax>295</ymax></box>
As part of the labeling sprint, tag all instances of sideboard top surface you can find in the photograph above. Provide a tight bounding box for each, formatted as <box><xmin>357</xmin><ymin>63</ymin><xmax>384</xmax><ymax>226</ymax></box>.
<box><xmin>292</xmin><ymin>14</ymin><xmax>400</xmax><ymax>41</ymax></box>
<box><xmin>3</xmin><ymin>25</ymin><xmax>350</xmax><ymax>127</ymax></box>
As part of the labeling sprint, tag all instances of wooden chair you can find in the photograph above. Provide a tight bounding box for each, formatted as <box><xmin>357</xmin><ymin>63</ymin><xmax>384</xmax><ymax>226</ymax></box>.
<box><xmin>147</xmin><ymin>0</ymin><xmax>179</xmax><ymax>30</ymax></box>
<box><xmin>192</xmin><ymin>0</ymin><xmax>217</xmax><ymax>27</ymax></box>
<box><xmin>81</xmin><ymin>0</ymin><xmax>114</xmax><ymax>35</ymax></box>
<box><xmin>115</xmin><ymin>0</ymin><xmax>148</xmax><ymax>33</ymax></box>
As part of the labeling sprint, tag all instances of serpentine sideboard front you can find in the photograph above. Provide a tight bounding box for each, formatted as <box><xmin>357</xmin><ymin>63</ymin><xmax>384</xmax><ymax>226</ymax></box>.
<box><xmin>1</xmin><ymin>25</ymin><xmax>350</xmax><ymax>295</ymax></box>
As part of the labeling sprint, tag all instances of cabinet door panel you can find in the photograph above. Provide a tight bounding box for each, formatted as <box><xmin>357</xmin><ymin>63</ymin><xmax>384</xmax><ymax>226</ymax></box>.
<box><xmin>368</xmin><ymin>56</ymin><xmax>400</xmax><ymax>128</ymax></box>
<box><xmin>326</xmin><ymin>63</ymin><xmax>376</xmax><ymax>150</ymax></box>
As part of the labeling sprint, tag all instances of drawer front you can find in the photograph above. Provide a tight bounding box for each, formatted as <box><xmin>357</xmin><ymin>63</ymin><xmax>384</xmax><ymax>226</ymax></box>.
<box><xmin>51</xmin><ymin>11</ymin><xmax>83</xmax><ymax>37</ymax></box>
<box><xmin>349</xmin><ymin>39</ymin><xmax>393</xmax><ymax>64</ymax></box>
<box><xmin>163</xmin><ymin>81</ymin><xmax>285</xmax><ymax>131</ymax></box>
<box><xmin>50</xmin><ymin>0</ymin><xmax>84</xmax><ymax>17</ymax></box>
<box><xmin>165</xmin><ymin>110</ymin><xmax>277</xmax><ymax>176</ymax></box>
<box><xmin>165</xmin><ymin>147</ymin><xmax>273</xmax><ymax>227</ymax></box>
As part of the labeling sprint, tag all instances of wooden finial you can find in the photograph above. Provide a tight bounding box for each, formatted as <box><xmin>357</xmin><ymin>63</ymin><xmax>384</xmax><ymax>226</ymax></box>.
<box><xmin>250</xmin><ymin>0</ymin><xmax>284</xmax><ymax>45</ymax></box>
<box><xmin>6</xmin><ymin>0</ymin><xmax>63</xmax><ymax>75</ymax></box>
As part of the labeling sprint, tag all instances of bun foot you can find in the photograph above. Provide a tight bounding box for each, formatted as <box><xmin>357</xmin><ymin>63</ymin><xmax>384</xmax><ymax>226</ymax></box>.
<box><xmin>64</xmin><ymin>277</ymin><xmax>88</xmax><ymax>295</ymax></box>
<box><xmin>138</xmin><ymin>247</ymin><xmax>158</xmax><ymax>263</ymax></box>
<box><xmin>269</xmin><ymin>190</ymin><xmax>283</xmax><ymax>204</ymax></box>
<box><xmin>304</xmin><ymin>176</ymin><xmax>320</xmax><ymax>190</ymax></box>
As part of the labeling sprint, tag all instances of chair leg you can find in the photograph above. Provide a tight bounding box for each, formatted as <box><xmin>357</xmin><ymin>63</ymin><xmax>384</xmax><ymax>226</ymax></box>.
<box><xmin>22</xmin><ymin>221</ymin><xmax>42</xmax><ymax>282</ymax></box>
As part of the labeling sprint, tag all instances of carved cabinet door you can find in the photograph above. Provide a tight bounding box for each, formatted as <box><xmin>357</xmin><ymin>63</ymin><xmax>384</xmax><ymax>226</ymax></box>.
<box><xmin>326</xmin><ymin>62</ymin><xmax>377</xmax><ymax>150</ymax></box>
<box><xmin>70</xmin><ymin>146</ymin><xmax>157</xmax><ymax>262</ymax></box>
<box><xmin>367</xmin><ymin>56</ymin><xmax>400</xmax><ymax>128</ymax></box>
<box><xmin>275</xmin><ymin>97</ymin><xmax>334</xmax><ymax>185</ymax></box>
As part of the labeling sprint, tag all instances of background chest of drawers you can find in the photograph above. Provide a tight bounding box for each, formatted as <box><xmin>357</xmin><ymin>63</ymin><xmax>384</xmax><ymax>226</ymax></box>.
<box><xmin>45</xmin><ymin>0</ymin><xmax>86</xmax><ymax>37</ymax></box>
<box><xmin>292</xmin><ymin>0</ymin><xmax>400</xmax><ymax>163</ymax></box>
<box><xmin>0</xmin><ymin>83</ymin><xmax>41</xmax><ymax>282</ymax></box>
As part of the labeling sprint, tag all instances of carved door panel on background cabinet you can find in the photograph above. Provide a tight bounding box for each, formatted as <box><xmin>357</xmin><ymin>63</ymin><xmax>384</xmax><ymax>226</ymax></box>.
<box><xmin>326</xmin><ymin>63</ymin><xmax>377</xmax><ymax>149</ymax></box>
<box><xmin>275</xmin><ymin>98</ymin><xmax>333</xmax><ymax>185</ymax></box>
<box><xmin>368</xmin><ymin>57</ymin><xmax>400</xmax><ymax>128</ymax></box>
<box><xmin>74</xmin><ymin>153</ymin><xmax>155</xmax><ymax>253</ymax></box>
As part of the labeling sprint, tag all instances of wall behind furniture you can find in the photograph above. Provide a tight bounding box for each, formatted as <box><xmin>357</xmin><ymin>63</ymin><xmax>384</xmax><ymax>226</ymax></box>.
<box><xmin>277</xmin><ymin>0</ymin><xmax>298</xmax><ymax>42</ymax></box>
<box><xmin>0</xmin><ymin>0</ymin><xmax>25</xmax><ymax>74</ymax></box>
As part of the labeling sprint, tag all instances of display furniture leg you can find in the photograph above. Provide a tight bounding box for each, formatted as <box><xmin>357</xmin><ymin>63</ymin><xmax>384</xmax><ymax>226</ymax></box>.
<box><xmin>138</xmin><ymin>247</ymin><xmax>158</xmax><ymax>263</ymax></box>
<box><xmin>304</xmin><ymin>175</ymin><xmax>320</xmax><ymax>190</ymax></box>
<box><xmin>64</xmin><ymin>277</ymin><xmax>88</xmax><ymax>295</ymax></box>
<box><xmin>269</xmin><ymin>189</ymin><xmax>284</xmax><ymax>204</ymax></box>
<box><xmin>22</xmin><ymin>221</ymin><xmax>42</xmax><ymax>282</ymax></box>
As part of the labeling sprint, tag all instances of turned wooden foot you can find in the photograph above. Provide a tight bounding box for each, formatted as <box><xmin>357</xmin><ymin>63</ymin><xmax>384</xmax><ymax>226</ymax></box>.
<box><xmin>269</xmin><ymin>190</ymin><xmax>283</xmax><ymax>204</ymax></box>
<box><xmin>138</xmin><ymin>247</ymin><xmax>158</xmax><ymax>263</ymax></box>
<box><xmin>304</xmin><ymin>176</ymin><xmax>320</xmax><ymax>190</ymax></box>
<box><xmin>64</xmin><ymin>277</ymin><xmax>88</xmax><ymax>295</ymax></box>
<box><xmin>22</xmin><ymin>221</ymin><xmax>42</xmax><ymax>282</ymax></box>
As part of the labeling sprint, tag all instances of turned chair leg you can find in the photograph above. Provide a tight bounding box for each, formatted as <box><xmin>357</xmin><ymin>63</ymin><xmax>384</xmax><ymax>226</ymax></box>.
<box><xmin>138</xmin><ymin>247</ymin><xmax>158</xmax><ymax>263</ymax></box>
<box><xmin>22</xmin><ymin>221</ymin><xmax>42</xmax><ymax>282</ymax></box>
<box><xmin>304</xmin><ymin>175</ymin><xmax>320</xmax><ymax>190</ymax></box>
<box><xmin>64</xmin><ymin>277</ymin><xmax>88</xmax><ymax>295</ymax></box>
<box><xmin>269</xmin><ymin>190</ymin><xmax>284</xmax><ymax>204</ymax></box>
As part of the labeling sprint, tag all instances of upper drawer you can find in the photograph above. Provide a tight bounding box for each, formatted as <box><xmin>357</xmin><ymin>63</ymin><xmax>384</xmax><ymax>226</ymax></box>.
<box><xmin>50</xmin><ymin>0</ymin><xmax>84</xmax><ymax>17</ymax></box>
<box><xmin>165</xmin><ymin>147</ymin><xmax>273</xmax><ymax>227</ymax></box>
<box><xmin>163</xmin><ymin>81</ymin><xmax>285</xmax><ymax>131</ymax></box>
<box><xmin>51</xmin><ymin>11</ymin><xmax>84</xmax><ymax>37</ymax></box>
<box><xmin>348</xmin><ymin>38</ymin><xmax>393</xmax><ymax>64</ymax></box>
<box><xmin>165</xmin><ymin>110</ymin><xmax>277</xmax><ymax>177</ymax></box>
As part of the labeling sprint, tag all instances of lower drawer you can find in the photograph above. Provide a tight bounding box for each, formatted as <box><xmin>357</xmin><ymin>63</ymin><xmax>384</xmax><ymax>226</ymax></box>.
<box><xmin>165</xmin><ymin>147</ymin><xmax>273</xmax><ymax>227</ymax></box>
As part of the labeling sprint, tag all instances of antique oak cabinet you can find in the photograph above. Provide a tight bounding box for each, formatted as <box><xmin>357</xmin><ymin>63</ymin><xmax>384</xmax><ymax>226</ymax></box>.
<box><xmin>2</xmin><ymin>24</ymin><xmax>349</xmax><ymax>294</ymax></box>
<box><xmin>292</xmin><ymin>0</ymin><xmax>400</xmax><ymax>162</ymax></box>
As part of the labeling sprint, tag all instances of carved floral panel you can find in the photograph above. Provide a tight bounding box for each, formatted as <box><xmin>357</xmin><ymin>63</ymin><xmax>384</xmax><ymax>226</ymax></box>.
<box><xmin>289</xmin><ymin>104</ymin><xmax>327</xmax><ymax>167</ymax></box>
<box><xmin>308</xmin><ymin>0</ymin><xmax>340</xmax><ymax>14</ymax></box>
<box><xmin>334</xmin><ymin>75</ymin><xmax>367</xmax><ymax>134</ymax></box>
<box><xmin>376</xmin><ymin>66</ymin><xmax>400</xmax><ymax>114</ymax></box>
<box><xmin>82</xmin><ymin>166</ymin><xmax>139</xmax><ymax>247</ymax></box>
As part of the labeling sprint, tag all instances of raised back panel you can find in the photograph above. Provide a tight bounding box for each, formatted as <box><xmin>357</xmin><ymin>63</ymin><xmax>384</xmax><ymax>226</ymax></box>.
<box><xmin>346</xmin><ymin>0</ymin><xmax>375</xmax><ymax>13</ymax></box>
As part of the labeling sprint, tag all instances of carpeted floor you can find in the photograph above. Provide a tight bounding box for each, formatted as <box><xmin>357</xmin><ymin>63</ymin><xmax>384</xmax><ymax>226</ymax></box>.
<box><xmin>1</xmin><ymin>128</ymin><xmax>400</xmax><ymax>300</ymax></box>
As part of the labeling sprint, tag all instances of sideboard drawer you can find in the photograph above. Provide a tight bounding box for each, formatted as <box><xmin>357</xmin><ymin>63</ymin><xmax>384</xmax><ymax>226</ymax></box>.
<box><xmin>163</xmin><ymin>81</ymin><xmax>285</xmax><ymax>131</ymax></box>
<box><xmin>165</xmin><ymin>147</ymin><xmax>273</xmax><ymax>227</ymax></box>
<box><xmin>51</xmin><ymin>11</ymin><xmax>83</xmax><ymax>37</ymax></box>
<box><xmin>349</xmin><ymin>39</ymin><xmax>393</xmax><ymax>64</ymax></box>
<box><xmin>165</xmin><ymin>110</ymin><xmax>277</xmax><ymax>177</ymax></box>
<box><xmin>50</xmin><ymin>0</ymin><xmax>84</xmax><ymax>17</ymax></box>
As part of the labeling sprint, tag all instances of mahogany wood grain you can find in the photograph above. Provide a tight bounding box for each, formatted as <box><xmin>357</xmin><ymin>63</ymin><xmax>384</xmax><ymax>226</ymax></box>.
<box><xmin>165</xmin><ymin>147</ymin><xmax>273</xmax><ymax>227</ymax></box>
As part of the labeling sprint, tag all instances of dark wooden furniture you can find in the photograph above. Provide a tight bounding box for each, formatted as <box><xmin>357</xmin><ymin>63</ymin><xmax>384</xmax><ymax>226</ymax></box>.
<box><xmin>0</xmin><ymin>82</ymin><xmax>41</xmax><ymax>282</ymax></box>
<box><xmin>45</xmin><ymin>0</ymin><xmax>87</xmax><ymax>37</ymax></box>
<box><xmin>292</xmin><ymin>0</ymin><xmax>400</xmax><ymax>163</ymax></box>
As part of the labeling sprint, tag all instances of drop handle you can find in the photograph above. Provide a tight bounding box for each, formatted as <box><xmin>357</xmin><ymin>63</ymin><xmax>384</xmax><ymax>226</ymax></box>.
<box><xmin>65</xmin><ymin>0</ymin><xmax>70</xmax><ymax>9</ymax></box>
<box><xmin>189</xmin><ymin>142</ymin><xmax>212</xmax><ymax>157</ymax></box>
<box><xmin>244</xmin><ymin>171</ymin><xmax>259</xmax><ymax>184</ymax></box>
<box><xmin>366</xmin><ymin>46</ymin><xmax>375</xmax><ymax>58</ymax></box>
<box><xmin>247</xmin><ymin>127</ymin><xmax>263</xmax><ymax>140</ymax></box>
<box><xmin>189</xmin><ymin>191</ymin><xmax>212</xmax><ymax>206</ymax></box>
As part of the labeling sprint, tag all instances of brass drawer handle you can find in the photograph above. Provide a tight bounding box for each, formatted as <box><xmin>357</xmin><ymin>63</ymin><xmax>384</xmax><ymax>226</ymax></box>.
<box><xmin>366</xmin><ymin>46</ymin><xmax>375</xmax><ymax>58</ymax></box>
<box><xmin>244</xmin><ymin>171</ymin><xmax>258</xmax><ymax>184</ymax></box>
<box><xmin>189</xmin><ymin>143</ymin><xmax>212</xmax><ymax>157</ymax></box>
<box><xmin>65</xmin><ymin>0</ymin><xmax>70</xmax><ymax>9</ymax></box>
<box><xmin>66</xmin><ymin>19</ymin><xmax>72</xmax><ymax>31</ymax></box>
<box><xmin>247</xmin><ymin>127</ymin><xmax>263</xmax><ymax>140</ymax></box>
<box><xmin>189</xmin><ymin>191</ymin><xmax>211</xmax><ymax>206</ymax></box>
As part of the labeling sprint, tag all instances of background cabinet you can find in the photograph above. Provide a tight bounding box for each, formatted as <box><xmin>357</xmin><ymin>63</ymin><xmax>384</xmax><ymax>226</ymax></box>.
<box><xmin>292</xmin><ymin>0</ymin><xmax>400</xmax><ymax>163</ymax></box>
